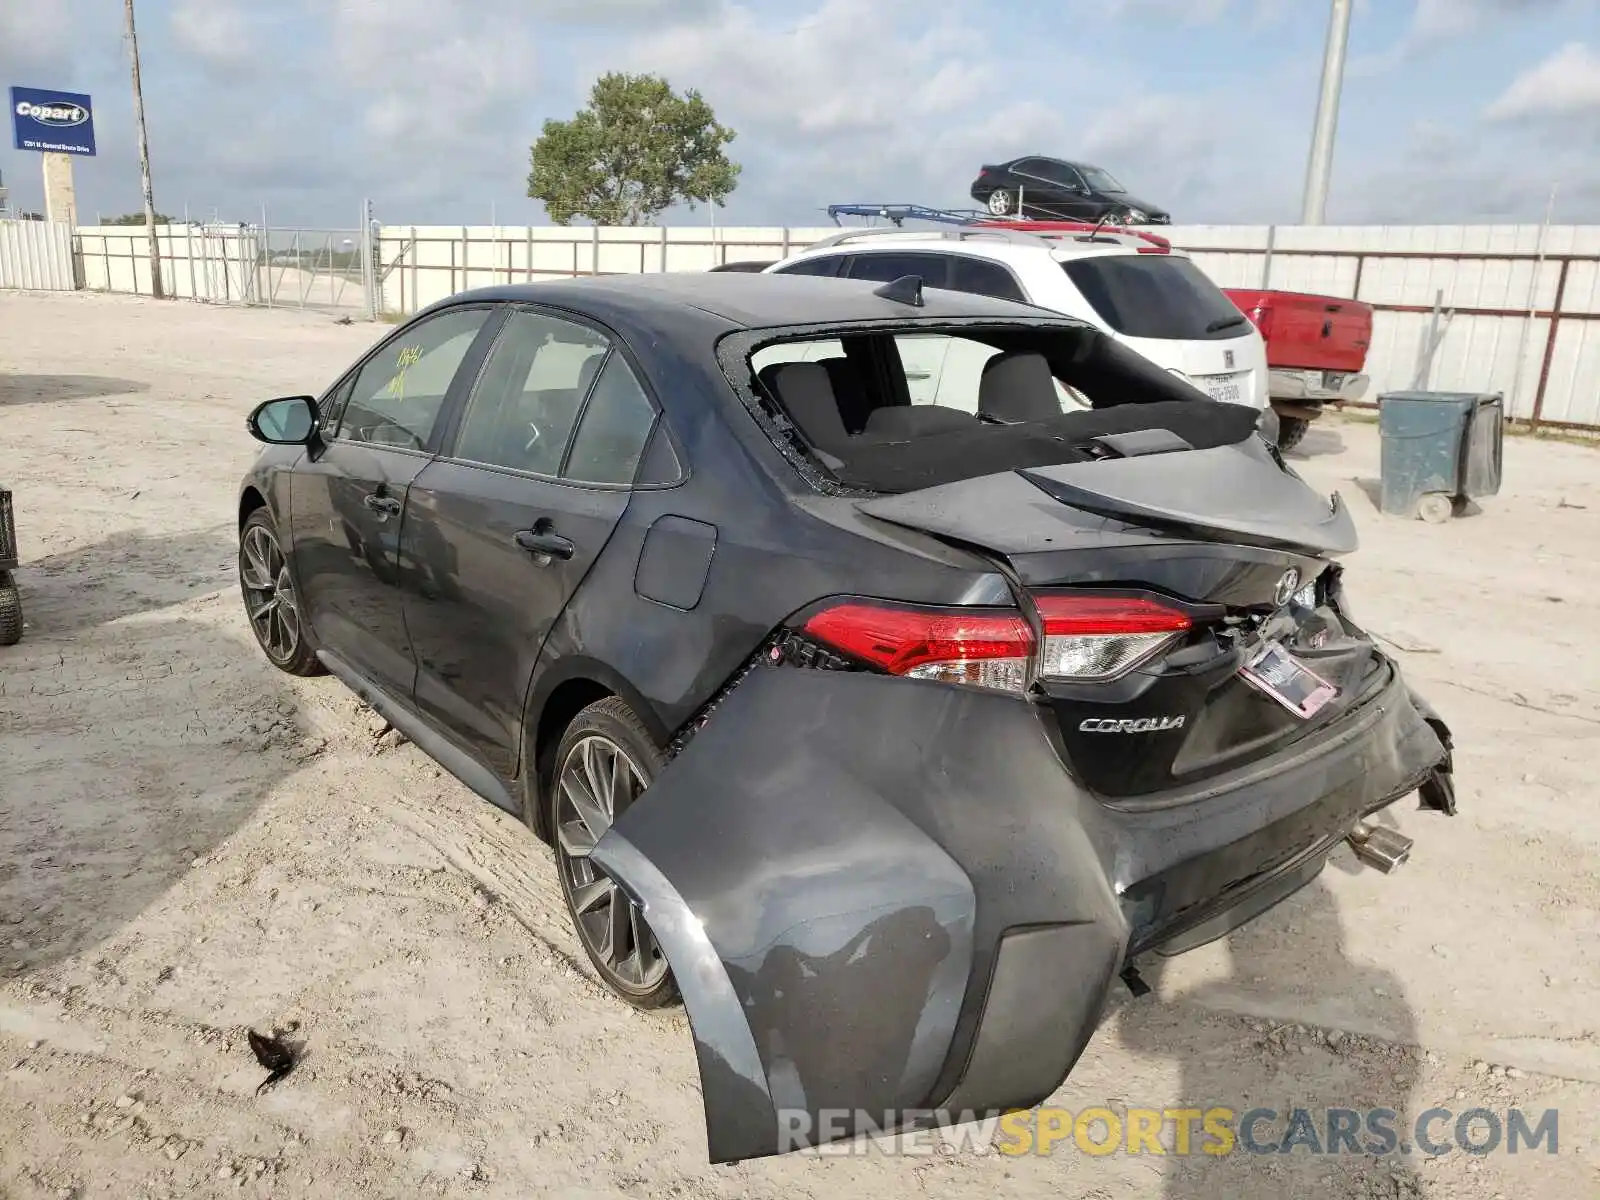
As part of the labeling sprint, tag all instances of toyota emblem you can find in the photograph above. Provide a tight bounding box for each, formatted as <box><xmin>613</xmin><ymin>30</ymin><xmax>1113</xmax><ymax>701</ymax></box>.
<box><xmin>1274</xmin><ymin>568</ymin><xmax>1301</xmax><ymax>607</ymax></box>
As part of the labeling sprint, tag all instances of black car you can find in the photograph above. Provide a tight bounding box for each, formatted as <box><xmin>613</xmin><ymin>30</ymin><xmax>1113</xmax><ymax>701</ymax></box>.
<box><xmin>970</xmin><ymin>156</ymin><xmax>1172</xmax><ymax>224</ymax></box>
<box><xmin>238</xmin><ymin>272</ymin><xmax>1456</xmax><ymax>1164</ymax></box>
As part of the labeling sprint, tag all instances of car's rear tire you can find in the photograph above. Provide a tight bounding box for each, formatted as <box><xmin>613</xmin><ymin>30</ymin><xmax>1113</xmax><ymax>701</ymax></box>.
<box><xmin>986</xmin><ymin>189</ymin><xmax>1015</xmax><ymax>216</ymax></box>
<box><xmin>1277</xmin><ymin>416</ymin><xmax>1311</xmax><ymax>453</ymax></box>
<box><xmin>239</xmin><ymin>508</ymin><xmax>324</xmax><ymax>676</ymax></box>
<box><xmin>549</xmin><ymin>697</ymin><xmax>679</xmax><ymax>1010</ymax></box>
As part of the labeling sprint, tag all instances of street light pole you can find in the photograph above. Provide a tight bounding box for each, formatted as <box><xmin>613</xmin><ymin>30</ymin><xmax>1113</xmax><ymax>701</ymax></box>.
<box><xmin>124</xmin><ymin>0</ymin><xmax>165</xmax><ymax>298</ymax></box>
<box><xmin>1300</xmin><ymin>0</ymin><xmax>1353</xmax><ymax>226</ymax></box>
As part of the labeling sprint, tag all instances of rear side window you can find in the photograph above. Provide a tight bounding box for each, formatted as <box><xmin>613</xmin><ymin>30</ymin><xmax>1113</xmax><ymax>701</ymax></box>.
<box><xmin>949</xmin><ymin>257</ymin><xmax>1027</xmax><ymax>303</ymax></box>
<box><xmin>846</xmin><ymin>252</ymin><xmax>951</xmax><ymax>288</ymax></box>
<box><xmin>773</xmin><ymin>255</ymin><xmax>845</xmax><ymax>277</ymax></box>
<box><xmin>564</xmin><ymin>354</ymin><xmax>659</xmax><ymax>486</ymax></box>
<box><xmin>1062</xmin><ymin>256</ymin><xmax>1251</xmax><ymax>341</ymax></box>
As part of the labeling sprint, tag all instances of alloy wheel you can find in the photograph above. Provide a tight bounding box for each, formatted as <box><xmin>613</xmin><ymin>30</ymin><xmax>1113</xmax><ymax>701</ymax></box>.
<box><xmin>240</xmin><ymin>523</ymin><xmax>302</xmax><ymax>664</ymax></box>
<box><xmin>987</xmin><ymin>189</ymin><xmax>1013</xmax><ymax>216</ymax></box>
<box><xmin>554</xmin><ymin>734</ymin><xmax>670</xmax><ymax>993</ymax></box>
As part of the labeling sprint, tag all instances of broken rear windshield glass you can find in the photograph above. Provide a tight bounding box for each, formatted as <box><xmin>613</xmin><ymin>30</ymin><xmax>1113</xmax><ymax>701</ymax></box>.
<box><xmin>720</xmin><ymin>322</ymin><xmax>1260</xmax><ymax>495</ymax></box>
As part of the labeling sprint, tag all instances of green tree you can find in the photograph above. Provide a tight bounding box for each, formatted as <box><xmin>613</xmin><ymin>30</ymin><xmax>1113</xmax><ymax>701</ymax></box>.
<box><xmin>105</xmin><ymin>211</ymin><xmax>176</xmax><ymax>225</ymax></box>
<box><xmin>527</xmin><ymin>72</ymin><xmax>740</xmax><ymax>226</ymax></box>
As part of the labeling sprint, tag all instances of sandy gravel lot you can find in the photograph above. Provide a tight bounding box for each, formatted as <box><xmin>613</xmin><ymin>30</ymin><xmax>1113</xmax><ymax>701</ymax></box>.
<box><xmin>1</xmin><ymin>290</ymin><xmax>1598</xmax><ymax>1200</ymax></box>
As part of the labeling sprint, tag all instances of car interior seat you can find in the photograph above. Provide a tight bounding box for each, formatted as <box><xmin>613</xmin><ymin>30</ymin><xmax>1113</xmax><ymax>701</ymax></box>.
<box><xmin>977</xmin><ymin>351</ymin><xmax>1067</xmax><ymax>424</ymax></box>
<box><xmin>765</xmin><ymin>362</ymin><xmax>854</xmax><ymax>459</ymax></box>
<box><xmin>812</xmin><ymin>356</ymin><xmax>876</xmax><ymax>434</ymax></box>
<box><xmin>862</xmin><ymin>405</ymin><xmax>980</xmax><ymax>441</ymax></box>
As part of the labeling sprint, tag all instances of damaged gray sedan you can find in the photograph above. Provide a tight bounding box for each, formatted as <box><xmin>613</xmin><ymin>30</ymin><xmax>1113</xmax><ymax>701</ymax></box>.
<box><xmin>237</xmin><ymin>272</ymin><xmax>1457</xmax><ymax>1164</ymax></box>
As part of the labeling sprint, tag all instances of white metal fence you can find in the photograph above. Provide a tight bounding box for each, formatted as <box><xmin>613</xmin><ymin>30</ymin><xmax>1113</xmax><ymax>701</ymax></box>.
<box><xmin>0</xmin><ymin>219</ymin><xmax>75</xmax><ymax>290</ymax></box>
<box><xmin>5</xmin><ymin>214</ymin><xmax>1597</xmax><ymax>429</ymax></box>
<box><xmin>73</xmin><ymin>223</ymin><xmax>368</xmax><ymax>313</ymax></box>
<box><xmin>372</xmin><ymin>222</ymin><xmax>1600</xmax><ymax>431</ymax></box>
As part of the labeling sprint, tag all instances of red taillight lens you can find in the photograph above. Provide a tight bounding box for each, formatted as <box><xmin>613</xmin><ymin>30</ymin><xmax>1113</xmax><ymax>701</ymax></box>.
<box><xmin>1035</xmin><ymin>595</ymin><xmax>1191</xmax><ymax>681</ymax></box>
<box><xmin>802</xmin><ymin>602</ymin><xmax>1034</xmax><ymax>693</ymax></box>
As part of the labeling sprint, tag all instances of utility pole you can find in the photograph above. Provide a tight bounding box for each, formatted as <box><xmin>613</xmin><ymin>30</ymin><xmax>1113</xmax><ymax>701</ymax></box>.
<box><xmin>124</xmin><ymin>0</ymin><xmax>165</xmax><ymax>297</ymax></box>
<box><xmin>1300</xmin><ymin>0</ymin><xmax>1353</xmax><ymax>226</ymax></box>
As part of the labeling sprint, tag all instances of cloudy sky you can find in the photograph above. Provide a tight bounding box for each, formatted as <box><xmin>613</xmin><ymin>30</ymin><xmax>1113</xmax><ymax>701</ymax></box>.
<box><xmin>3</xmin><ymin>0</ymin><xmax>1597</xmax><ymax>229</ymax></box>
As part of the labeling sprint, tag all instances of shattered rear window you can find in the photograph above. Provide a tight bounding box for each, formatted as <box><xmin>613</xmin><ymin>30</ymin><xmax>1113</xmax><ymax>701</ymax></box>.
<box><xmin>722</xmin><ymin>321</ymin><xmax>1260</xmax><ymax>495</ymax></box>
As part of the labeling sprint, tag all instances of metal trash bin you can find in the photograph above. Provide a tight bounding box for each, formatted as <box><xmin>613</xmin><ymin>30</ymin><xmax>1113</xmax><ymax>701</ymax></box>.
<box><xmin>0</xmin><ymin>487</ymin><xmax>21</xmax><ymax>645</ymax></box>
<box><xmin>1377</xmin><ymin>392</ymin><xmax>1504</xmax><ymax>523</ymax></box>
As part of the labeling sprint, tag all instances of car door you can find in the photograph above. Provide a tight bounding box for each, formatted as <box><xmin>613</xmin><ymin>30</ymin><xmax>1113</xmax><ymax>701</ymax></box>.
<box><xmin>400</xmin><ymin>307</ymin><xmax>667</xmax><ymax>779</ymax></box>
<box><xmin>288</xmin><ymin>304</ymin><xmax>499</xmax><ymax>699</ymax></box>
<box><xmin>1013</xmin><ymin>158</ymin><xmax>1090</xmax><ymax>218</ymax></box>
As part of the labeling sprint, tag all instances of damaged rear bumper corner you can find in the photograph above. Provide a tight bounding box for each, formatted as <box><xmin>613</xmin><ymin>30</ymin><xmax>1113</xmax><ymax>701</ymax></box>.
<box><xmin>591</xmin><ymin>666</ymin><xmax>1130</xmax><ymax>1163</ymax></box>
<box><xmin>590</xmin><ymin>661</ymin><xmax>1453</xmax><ymax>1164</ymax></box>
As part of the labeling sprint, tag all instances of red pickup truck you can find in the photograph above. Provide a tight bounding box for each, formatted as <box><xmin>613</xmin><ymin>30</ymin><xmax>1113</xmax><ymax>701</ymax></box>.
<box><xmin>1224</xmin><ymin>289</ymin><xmax>1373</xmax><ymax>450</ymax></box>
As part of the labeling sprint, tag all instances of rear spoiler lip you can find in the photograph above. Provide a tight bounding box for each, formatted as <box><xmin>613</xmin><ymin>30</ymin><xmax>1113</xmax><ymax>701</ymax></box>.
<box><xmin>1019</xmin><ymin>468</ymin><xmax>1358</xmax><ymax>557</ymax></box>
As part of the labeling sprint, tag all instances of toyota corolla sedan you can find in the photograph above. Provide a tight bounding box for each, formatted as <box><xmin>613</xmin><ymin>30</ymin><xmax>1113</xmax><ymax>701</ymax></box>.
<box><xmin>237</xmin><ymin>272</ymin><xmax>1458</xmax><ymax>1163</ymax></box>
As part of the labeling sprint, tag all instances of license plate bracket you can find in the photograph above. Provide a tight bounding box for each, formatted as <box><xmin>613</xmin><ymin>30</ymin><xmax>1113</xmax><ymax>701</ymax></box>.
<box><xmin>1239</xmin><ymin>640</ymin><xmax>1338</xmax><ymax>719</ymax></box>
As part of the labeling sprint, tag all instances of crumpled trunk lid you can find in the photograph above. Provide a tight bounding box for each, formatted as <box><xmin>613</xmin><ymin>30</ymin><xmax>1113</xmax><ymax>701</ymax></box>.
<box><xmin>854</xmin><ymin>436</ymin><xmax>1376</xmax><ymax>797</ymax></box>
<box><xmin>856</xmin><ymin>437</ymin><xmax>1357</xmax><ymax>567</ymax></box>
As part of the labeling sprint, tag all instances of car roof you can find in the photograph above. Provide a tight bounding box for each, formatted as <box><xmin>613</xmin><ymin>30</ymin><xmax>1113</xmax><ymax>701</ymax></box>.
<box><xmin>1009</xmin><ymin>155</ymin><xmax>1098</xmax><ymax>170</ymax></box>
<box><xmin>780</xmin><ymin>234</ymin><xmax>1180</xmax><ymax>266</ymax></box>
<box><xmin>435</xmin><ymin>271</ymin><xmax>1063</xmax><ymax>330</ymax></box>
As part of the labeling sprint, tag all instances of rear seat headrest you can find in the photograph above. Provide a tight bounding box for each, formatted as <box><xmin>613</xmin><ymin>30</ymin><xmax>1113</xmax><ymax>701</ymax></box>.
<box><xmin>979</xmin><ymin>351</ymin><xmax>1064</xmax><ymax>424</ymax></box>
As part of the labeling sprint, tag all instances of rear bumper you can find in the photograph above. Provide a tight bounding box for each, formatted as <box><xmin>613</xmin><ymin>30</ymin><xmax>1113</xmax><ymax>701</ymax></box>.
<box><xmin>593</xmin><ymin>660</ymin><xmax>1450</xmax><ymax>1163</ymax></box>
<box><xmin>1270</xmin><ymin>368</ymin><xmax>1370</xmax><ymax>404</ymax></box>
<box><xmin>1112</xmin><ymin>662</ymin><xmax>1441</xmax><ymax>954</ymax></box>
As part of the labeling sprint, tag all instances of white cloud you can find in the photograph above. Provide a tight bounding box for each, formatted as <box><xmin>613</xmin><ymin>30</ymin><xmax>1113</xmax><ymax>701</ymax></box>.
<box><xmin>5</xmin><ymin>0</ymin><xmax>1599</xmax><ymax>226</ymax></box>
<box><xmin>1410</xmin><ymin>0</ymin><xmax>1569</xmax><ymax>43</ymax></box>
<box><xmin>618</xmin><ymin>0</ymin><xmax>1313</xmax><ymax>224</ymax></box>
<box><xmin>1486</xmin><ymin>41</ymin><xmax>1600</xmax><ymax>120</ymax></box>
<box><xmin>168</xmin><ymin>0</ymin><xmax>256</xmax><ymax>69</ymax></box>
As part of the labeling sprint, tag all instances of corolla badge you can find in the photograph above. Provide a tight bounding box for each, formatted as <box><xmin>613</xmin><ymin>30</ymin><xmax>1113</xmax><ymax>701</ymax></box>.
<box><xmin>1274</xmin><ymin>568</ymin><xmax>1302</xmax><ymax>607</ymax></box>
<box><xmin>1079</xmin><ymin>716</ymin><xmax>1186</xmax><ymax>734</ymax></box>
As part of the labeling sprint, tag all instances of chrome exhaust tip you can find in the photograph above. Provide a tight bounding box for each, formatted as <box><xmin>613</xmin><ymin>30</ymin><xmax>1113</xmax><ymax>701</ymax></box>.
<box><xmin>1346</xmin><ymin>820</ymin><xmax>1413</xmax><ymax>873</ymax></box>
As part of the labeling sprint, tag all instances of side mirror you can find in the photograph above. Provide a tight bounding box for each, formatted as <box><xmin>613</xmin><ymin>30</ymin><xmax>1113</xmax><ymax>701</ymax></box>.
<box><xmin>247</xmin><ymin>396</ymin><xmax>320</xmax><ymax>445</ymax></box>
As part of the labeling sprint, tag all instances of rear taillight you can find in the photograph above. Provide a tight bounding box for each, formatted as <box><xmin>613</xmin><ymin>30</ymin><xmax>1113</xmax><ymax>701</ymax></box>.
<box><xmin>1035</xmin><ymin>595</ymin><xmax>1191</xmax><ymax>682</ymax></box>
<box><xmin>800</xmin><ymin>594</ymin><xmax>1193</xmax><ymax>692</ymax></box>
<box><xmin>802</xmin><ymin>602</ymin><xmax>1033</xmax><ymax>692</ymax></box>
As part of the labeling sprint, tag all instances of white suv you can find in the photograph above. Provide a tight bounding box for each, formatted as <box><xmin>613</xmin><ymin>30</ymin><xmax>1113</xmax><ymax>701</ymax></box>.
<box><xmin>762</xmin><ymin>225</ymin><xmax>1269</xmax><ymax>421</ymax></box>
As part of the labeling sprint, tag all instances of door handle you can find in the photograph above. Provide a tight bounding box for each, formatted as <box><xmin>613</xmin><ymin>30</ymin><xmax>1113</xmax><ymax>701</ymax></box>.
<box><xmin>362</xmin><ymin>493</ymin><xmax>402</xmax><ymax>517</ymax></box>
<box><xmin>514</xmin><ymin>526</ymin><xmax>574</xmax><ymax>561</ymax></box>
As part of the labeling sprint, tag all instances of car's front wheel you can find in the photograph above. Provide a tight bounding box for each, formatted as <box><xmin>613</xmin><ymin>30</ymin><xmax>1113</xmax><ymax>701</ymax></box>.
<box><xmin>239</xmin><ymin>508</ymin><xmax>324</xmax><ymax>676</ymax></box>
<box><xmin>986</xmin><ymin>188</ymin><xmax>1015</xmax><ymax>216</ymax></box>
<box><xmin>549</xmin><ymin>697</ymin><xmax>678</xmax><ymax>1009</ymax></box>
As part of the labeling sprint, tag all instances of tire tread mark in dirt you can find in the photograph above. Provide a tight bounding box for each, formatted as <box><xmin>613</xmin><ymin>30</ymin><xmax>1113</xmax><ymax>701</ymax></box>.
<box><xmin>379</xmin><ymin>786</ymin><xmax>618</xmax><ymax>1002</ymax></box>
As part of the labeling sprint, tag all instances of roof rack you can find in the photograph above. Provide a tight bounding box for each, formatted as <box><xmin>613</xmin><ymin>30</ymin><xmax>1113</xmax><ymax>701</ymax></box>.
<box><xmin>979</xmin><ymin>219</ymin><xmax>1173</xmax><ymax>252</ymax></box>
<box><xmin>803</xmin><ymin>225</ymin><xmax>1061</xmax><ymax>253</ymax></box>
<box><xmin>825</xmin><ymin>203</ymin><xmax>991</xmax><ymax>227</ymax></box>
<box><xmin>822</xmin><ymin>204</ymin><xmax>1172</xmax><ymax>254</ymax></box>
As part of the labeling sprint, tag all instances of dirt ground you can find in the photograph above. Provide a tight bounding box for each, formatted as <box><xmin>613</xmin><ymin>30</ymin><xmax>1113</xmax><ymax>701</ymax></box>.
<box><xmin>1</xmin><ymin>290</ymin><xmax>1597</xmax><ymax>1200</ymax></box>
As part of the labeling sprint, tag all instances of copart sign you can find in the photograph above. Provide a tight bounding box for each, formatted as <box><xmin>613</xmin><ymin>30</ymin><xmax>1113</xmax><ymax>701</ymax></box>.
<box><xmin>10</xmin><ymin>86</ymin><xmax>97</xmax><ymax>156</ymax></box>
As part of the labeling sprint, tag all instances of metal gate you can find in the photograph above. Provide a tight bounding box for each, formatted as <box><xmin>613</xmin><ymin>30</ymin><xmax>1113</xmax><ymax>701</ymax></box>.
<box><xmin>183</xmin><ymin>223</ymin><xmax>260</xmax><ymax>304</ymax></box>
